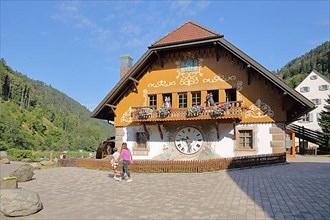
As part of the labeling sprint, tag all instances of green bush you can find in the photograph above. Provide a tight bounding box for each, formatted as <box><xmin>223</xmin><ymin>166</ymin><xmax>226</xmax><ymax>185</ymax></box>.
<box><xmin>7</xmin><ymin>148</ymin><xmax>35</xmax><ymax>161</ymax></box>
<box><xmin>66</xmin><ymin>151</ymin><xmax>90</xmax><ymax>158</ymax></box>
<box><xmin>32</xmin><ymin>151</ymin><xmax>61</xmax><ymax>160</ymax></box>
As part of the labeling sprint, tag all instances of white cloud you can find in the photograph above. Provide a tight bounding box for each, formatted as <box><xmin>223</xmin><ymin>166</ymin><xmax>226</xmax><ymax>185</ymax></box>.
<box><xmin>197</xmin><ymin>1</ymin><xmax>210</xmax><ymax>10</ymax></box>
<box><xmin>120</xmin><ymin>23</ymin><xmax>141</xmax><ymax>35</ymax></box>
<box><xmin>52</xmin><ymin>1</ymin><xmax>114</xmax><ymax>52</ymax></box>
<box><xmin>171</xmin><ymin>1</ymin><xmax>192</xmax><ymax>10</ymax></box>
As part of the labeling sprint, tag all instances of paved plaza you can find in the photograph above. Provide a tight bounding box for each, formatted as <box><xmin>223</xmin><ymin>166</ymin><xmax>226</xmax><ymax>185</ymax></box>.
<box><xmin>1</xmin><ymin>155</ymin><xmax>329</xmax><ymax>219</ymax></box>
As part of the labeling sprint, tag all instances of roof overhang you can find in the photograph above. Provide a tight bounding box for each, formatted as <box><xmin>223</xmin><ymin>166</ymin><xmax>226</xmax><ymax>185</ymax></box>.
<box><xmin>92</xmin><ymin>37</ymin><xmax>315</xmax><ymax>123</ymax></box>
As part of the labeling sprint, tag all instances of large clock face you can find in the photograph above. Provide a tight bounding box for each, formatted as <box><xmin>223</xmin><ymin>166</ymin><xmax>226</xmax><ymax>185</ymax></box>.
<box><xmin>175</xmin><ymin>127</ymin><xmax>203</xmax><ymax>155</ymax></box>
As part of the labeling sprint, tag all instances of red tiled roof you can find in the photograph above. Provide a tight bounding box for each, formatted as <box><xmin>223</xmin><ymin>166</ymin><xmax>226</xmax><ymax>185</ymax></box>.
<box><xmin>152</xmin><ymin>21</ymin><xmax>221</xmax><ymax>46</ymax></box>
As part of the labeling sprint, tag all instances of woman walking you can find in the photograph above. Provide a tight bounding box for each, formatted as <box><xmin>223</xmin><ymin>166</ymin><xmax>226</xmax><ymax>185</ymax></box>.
<box><xmin>119</xmin><ymin>142</ymin><xmax>133</xmax><ymax>182</ymax></box>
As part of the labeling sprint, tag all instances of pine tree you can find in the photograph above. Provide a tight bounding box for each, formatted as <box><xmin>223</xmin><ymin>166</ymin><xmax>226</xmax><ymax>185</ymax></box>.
<box><xmin>319</xmin><ymin>95</ymin><xmax>330</xmax><ymax>141</ymax></box>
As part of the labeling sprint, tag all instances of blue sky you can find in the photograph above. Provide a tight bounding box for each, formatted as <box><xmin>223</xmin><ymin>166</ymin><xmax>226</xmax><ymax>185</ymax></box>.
<box><xmin>1</xmin><ymin>1</ymin><xmax>329</xmax><ymax>111</ymax></box>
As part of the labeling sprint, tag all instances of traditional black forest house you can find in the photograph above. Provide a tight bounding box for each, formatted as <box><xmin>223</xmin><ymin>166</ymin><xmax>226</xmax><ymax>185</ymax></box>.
<box><xmin>92</xmin><ymin>21</ymin><xmax>314</xmax><ymax>160</ymax></box>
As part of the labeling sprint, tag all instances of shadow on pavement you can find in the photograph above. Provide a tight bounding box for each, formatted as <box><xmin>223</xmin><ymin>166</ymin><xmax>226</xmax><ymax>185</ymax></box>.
<box><xmin>226</xmin><ymin>158</ymin><xmax>330</xmax><ymax>219</ymax></box>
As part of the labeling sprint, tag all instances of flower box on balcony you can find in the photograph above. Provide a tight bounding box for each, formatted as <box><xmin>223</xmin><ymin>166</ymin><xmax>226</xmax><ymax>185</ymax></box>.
<box><xmin>187</xmin><ymin>105</ymin><xmax>205</xmax><ymax>117</ymax></box>
<box><xmin>157</xmin><ymin>106</ymin><xmax>172</xmax><ymax>118</ymax></box>
<box><xmin>210</xmin><ymin>103</ymin><xmax>231</xmax><ymax>117</ymax></box>
<box><xmin>137</xmin><ymin>107</ymin><xmax>153</xmax><ymax>119</ymax></box>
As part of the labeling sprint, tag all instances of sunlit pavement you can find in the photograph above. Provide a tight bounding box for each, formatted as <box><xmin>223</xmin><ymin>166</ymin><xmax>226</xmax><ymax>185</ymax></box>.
<box><xmin>1</xmin><ymin>155</ymin><xmax>329</xmax><ymax>219</ymax></box>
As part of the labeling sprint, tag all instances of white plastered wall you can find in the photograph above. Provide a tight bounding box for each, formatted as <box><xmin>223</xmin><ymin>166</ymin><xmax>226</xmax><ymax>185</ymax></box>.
<box><xmin>122</xmin><ymin>123</ymin><xmax>275</xmax><ymax>160</ymax></box>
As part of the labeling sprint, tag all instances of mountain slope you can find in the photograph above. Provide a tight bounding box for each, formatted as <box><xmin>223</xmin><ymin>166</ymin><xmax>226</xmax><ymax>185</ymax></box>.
<box><xmin>0</xmin><ymin>58</ymin><xmax>114</xmax><ymax>151</ymax></box>
<box><xmin>278</xmin><ymin>41</ymin><xmax>329</xmax><ymax>87</ymax></box>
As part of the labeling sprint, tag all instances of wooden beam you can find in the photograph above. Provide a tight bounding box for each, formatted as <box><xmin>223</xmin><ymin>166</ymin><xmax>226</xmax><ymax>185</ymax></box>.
<box><xmin>128</xmin><ymin>77</ymin><xmax>139</xmax><ymax>84</ymax></box>
<box><xmin>105</xmin><ymin>104</ymin><xmax>117</xmax><ymax>109</ymax></box>
<box><xmin>142</xmin><ymin>123</ymin><xmax>150</xmax><ymax>140</ymax></box>
<box><xmin>282</xmin><ymin>93</ymin><xmax>287</xmax><ymax>111</ymax></box>
<box><xmin>157</xmin><ymin>122</ymin><xmax>163</xmax><ymax>140</ymax></box>
<box><xmin>105</xmin><ymin>104</ymin><xmax>117</xmax><ymax>117</ymax></box>
<box><xmin>215</xmin><ymin>120</ymin><xmax>219</xmax><ymax>140</ymax></box>
<box><xmin>233</xmin><ymin>120</ymin><xmax>237</xmax><ymax>140</ymax></box>
<box><xmin>247</xmin><ymin>64</ymin><xmax>252</xmax><ymax>85</ymax></box>
<box><xmin>214</xmin><ymin>42</ymin><xmax>221</xmax><ymax>62</ymax></box>
<box><xmin>155</xmin><ymin>51</ymin><xmax>164</xmax><ymax>68</ymax></box>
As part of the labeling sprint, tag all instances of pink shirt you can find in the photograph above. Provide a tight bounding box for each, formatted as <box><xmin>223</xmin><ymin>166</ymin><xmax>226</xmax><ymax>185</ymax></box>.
<box><xmin>121</xmin><ymin>148</ymin><xmax>131</xmax><ymax>161</ymax></box>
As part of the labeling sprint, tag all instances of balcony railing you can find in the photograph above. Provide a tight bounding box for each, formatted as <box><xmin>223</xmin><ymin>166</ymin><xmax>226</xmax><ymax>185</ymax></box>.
<box><xmin>131</xmin><ymin>101</ymin><xmax>243</xmax><ymax>122</ymax></box>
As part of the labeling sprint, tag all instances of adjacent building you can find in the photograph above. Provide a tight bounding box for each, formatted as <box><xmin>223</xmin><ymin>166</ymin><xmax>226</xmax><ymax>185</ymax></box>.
<box><xmin>92</xmin><ymin>21</ymin><xmax>314</xmax><ymax>160</ymax></box>
<box><xmin>293</xmin><ymin>70</ymin><xmax>330</xmax><ymax>147</ymax></box>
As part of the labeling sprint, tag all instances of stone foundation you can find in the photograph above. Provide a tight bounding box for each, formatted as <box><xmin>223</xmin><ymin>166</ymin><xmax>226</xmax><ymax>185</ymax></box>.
<box><xmin>270</xmin><ymin>125</ymin><xmax>285</xmax><ymax>154</ymax></box>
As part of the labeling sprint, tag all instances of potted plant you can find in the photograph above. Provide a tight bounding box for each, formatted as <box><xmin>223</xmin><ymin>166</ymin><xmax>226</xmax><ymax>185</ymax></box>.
<box><xmin>187</xmin><ymin>105</ymin><xmax>205</xmax><ymax>117</ymax></box>
<box><xmin>157</xmin><ymin>106</ymin><xmax>172</xmax><ymax>118</ymax></box>
<box><xmin>137</xmin><ymin>107</ymin><xmax>153</xmax><ymax>119</ymax></box>
<box><xmin>211</xmin><ymin>103</ymin><xmax>231</xmax><ymax>117</ymax></box>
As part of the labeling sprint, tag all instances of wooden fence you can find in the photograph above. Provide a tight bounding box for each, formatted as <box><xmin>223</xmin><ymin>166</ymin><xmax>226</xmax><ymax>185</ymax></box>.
<box><xmin>59</xmin><ymin>153</ymin><xmax>286</xmax><ymax>173</ymax></box>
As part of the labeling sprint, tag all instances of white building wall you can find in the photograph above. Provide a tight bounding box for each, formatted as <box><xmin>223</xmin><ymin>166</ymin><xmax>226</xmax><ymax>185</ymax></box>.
<box><xmin>294</xmin><ymin>70</ymin><xmax>330</xmax><ymax>132</ymax></box>
<box><xmin>122</xmin><ymin>122</ymin><xmax>276</xmax><ymax>160</ymax></box>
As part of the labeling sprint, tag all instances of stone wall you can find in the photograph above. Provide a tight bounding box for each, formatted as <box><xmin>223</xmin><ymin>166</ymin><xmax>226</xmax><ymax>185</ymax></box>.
<box><xmin>269</xmin><ymin>125</ymin><xmax>285</xmax><ymax>153</ymax></box>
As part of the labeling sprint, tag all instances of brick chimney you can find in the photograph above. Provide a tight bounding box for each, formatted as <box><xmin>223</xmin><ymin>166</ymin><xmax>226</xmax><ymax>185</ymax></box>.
<box><xmin>120</xmin><ymin>55</ymin><xmax>133</xmax><ymax>78</ymax></box>
<box><xmin>277</xmin><ymin>73</ymin><xmax>283</xmax><ymax>80</ymax></box>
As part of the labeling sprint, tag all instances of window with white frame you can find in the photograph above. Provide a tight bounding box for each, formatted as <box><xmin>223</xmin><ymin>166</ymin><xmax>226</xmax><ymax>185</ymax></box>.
<box><xmin>319</xmin><ymin>85</ymin><xmax>329</xmax><ymax>91</ymax></box>
<box><xmin>149</xmin><ymin>95</ymin><xmax>157</xmax><ymax>108</ymax></box>
<box><xmin>300</xmin><ymin>87</ymin><xmax>310</xmax><ymax>93</ymax></box>
<box><xmin>301</xmin><ymin>113</ymin><xmax>313</xmax><ymax>122</ymax></box>
<box><xmin>178</xmin><ymin>92</ymin><xmax>187</xmax><ymax>108</ymax></box>
<box><xmin>311</xmin><ymin>99</ymin><xmax>322</xmax><ymax>105</ymax></box>
<box><xmin>191</xmin><ymin>92</ymin><xmax>201</xmax><ymax>106</ymax></box>
<box><xmin>316</xmin><ymin>113</ymin><xmax>321</xmax><ymax>122</ymax></box>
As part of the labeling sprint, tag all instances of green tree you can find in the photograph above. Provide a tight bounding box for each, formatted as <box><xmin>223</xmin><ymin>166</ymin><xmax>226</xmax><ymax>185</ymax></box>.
<box><xmin>279</xmin><ymin>41</ymin><xmax>329</xmax><ymax>88</ymax></box>
<box><xmin>319</xmin><ymin>95</ymin><xmax>330</xmax><ymax>140</ymax></box>
<box><xmin>0</xmin><ymin>59</ymin><xmax>114</xmax><ymax>152</ymax></box>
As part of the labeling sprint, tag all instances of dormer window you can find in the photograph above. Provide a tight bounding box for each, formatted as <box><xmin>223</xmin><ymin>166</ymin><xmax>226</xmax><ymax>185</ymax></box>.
<box><xmin>310</xmin><ymin>75</ymin><xmax>318</xmax><ymax>80</ymax></box>
<box><xmin>180</xmin><ymin>58</ymin><xmax>199</xmax><ymax>72</ymax></box>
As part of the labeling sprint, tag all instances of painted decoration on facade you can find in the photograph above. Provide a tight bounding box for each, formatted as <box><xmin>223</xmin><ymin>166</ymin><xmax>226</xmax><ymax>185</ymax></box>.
<box><xmin>153</xmin><ymin>144</ymin><xmax>220</xmax><ymax>161</ymax></box>
<box><xmin>143</xmin><ymin>89</ymin><xmax>148</xmax><ymax>106</ymax></box>
<box><xmin>203</xmin><ymin>75</ymin><xmax>236</xmax><ymax>83</ymax></box>
<box><xmin>237</xmin><ymin>81</ymin><xmax>243</xmax><ymax>91</ymax></box>
<box><xmin>120</xmin><ymin>107</ymin><xmax>132</xmax><ymax>123</ymax></box>
<box><xmin>175</xmin><ymin>52</ymin><xmax>203</xmax><ymax>86</ymax></box>
<box><xmin>236</xmin><ymin>81</ymin><xmax>244</xmax><ymax>104</ymax></box>
<box><xmin>148</xmin><ymin>80</ymin><xmax>176</xmax><ymax>88</ymax></box>
<box><xmin>245</xmin><ymin>99</ymin><xmax>274</xmax><ymax>118</ymax></box>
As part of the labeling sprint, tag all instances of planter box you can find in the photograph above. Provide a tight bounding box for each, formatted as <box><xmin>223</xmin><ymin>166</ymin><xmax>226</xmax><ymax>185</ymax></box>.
<box><xmin>0</xmin><ymin>180</ymin><xmax>18</xmax><ymax>189</ymax></box>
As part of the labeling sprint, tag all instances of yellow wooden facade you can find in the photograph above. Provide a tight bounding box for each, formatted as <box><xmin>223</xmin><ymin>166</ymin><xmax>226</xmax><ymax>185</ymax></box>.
<box><xmin>115</xmin><ymin>47</ymin><xmax>288</xmax><ymax>127</ymax></box>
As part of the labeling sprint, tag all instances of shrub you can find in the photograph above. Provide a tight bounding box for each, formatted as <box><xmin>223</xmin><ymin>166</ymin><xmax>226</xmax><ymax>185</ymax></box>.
<box><xmin>7</xmin><ymin>148</ymin><xmax>35</xmax><ymax>161</ymax></box>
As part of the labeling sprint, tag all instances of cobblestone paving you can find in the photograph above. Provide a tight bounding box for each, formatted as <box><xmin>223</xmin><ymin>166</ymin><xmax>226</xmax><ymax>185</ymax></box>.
<box><xmin>1</xmin><ymin>155</ymin><xmax>329</xmax><ymax>219</ymax></box>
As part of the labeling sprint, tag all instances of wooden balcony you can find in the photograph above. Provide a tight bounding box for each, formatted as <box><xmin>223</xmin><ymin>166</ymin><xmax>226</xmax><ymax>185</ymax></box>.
<box><xmin>131</xmin><ymin>101</ymin><xmax>243</xmax><ymax>122</ymax></box>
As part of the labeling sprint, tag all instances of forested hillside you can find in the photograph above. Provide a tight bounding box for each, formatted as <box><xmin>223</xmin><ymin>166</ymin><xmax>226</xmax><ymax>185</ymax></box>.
<box><xmin>278</xmin><ymin>41</ymin><xmax>329</xmax><ymax>88</ymax></box>
<box><xmin>0</xmin><ymin>59</ymin><xmax>114</xmax><ymax>152</ymax></box>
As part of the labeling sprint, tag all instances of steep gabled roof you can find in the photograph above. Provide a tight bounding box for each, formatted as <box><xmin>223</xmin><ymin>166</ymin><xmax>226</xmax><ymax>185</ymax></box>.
<box><xmin>151</xmin><ymin>21</ymin><xmax>222</xmax><ymax>47</ymax></box>
<box><xmin>298</xmin><ymin>69</ymin><xmax>330</xmax><ymax>86</ymax></box>
<box><xmin>92</xmin><ymin>21</ymin><xmax>314</xmax><ymax>123</ymax></box>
